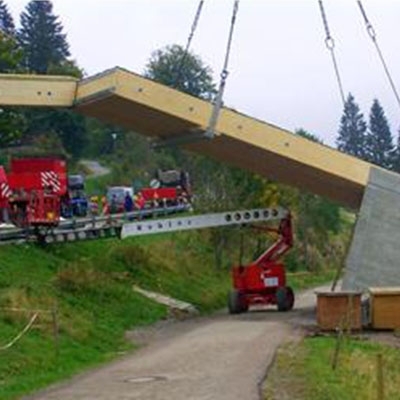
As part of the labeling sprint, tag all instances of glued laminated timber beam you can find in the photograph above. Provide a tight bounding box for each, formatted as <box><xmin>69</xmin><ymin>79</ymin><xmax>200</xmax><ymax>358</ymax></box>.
<box><xmin>0</xmin><ymin>73</ymin><xmax>77</xmax><ymax>107</ymax></box>
<box><xmin>0</xmin><ymin>67</ymin><xmax>382</xmax><ymax>209</ymax></box>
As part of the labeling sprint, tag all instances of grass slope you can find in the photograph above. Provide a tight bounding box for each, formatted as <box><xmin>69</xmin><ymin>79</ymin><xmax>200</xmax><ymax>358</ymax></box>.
<box><xmin>0</xmin><ymin>232</ymin><xmax>230</xmax><ymax>399</ymax></box>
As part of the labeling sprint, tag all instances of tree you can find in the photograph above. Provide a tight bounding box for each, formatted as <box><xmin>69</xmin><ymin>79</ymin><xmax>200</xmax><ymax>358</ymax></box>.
<box><xmin>18</xmin><ymin>0</ymin><xmax>70</xmax><ymax>73</ymax></box>
<box><xmin>0</xmin><ymin>109</ymin><xmax>26</xmax><ymax>148</ymax></box>
<box><xmin>0</xmin><ymin>0</ymin><xmax>14</xmax><ymax>36</ymax></box>
<box><xmin>0</xmin><ymin>34</ymin><xmax>22</xmax><ymax>72</ymax></box>
<box><xmin>0</xmin><ymin>0</ymin><xmax>21</xmax><ymax>73</ymax></box>
<box><xmin>365</xmin><ymin>99</ymin><xmax>393</xmax><ymax>169</ymax></box>
<box><xmin>0</xmin><ymin>3</ymin><xmax>25</xmax><ymax>148</ymax></box>
<box><xmin>336</xmin><ymin>93</ymin><xmax>368</xmax><ymax>160</ymax></box>
<box><xmin>22</xmin><ymin>106</ymin><xmax>87</xmax><ymax>159</ymax></box>
<box><xmin>144</xmin><ymin>44</ymin><xmax>216</xmax><ymax>100</ymax></box>
<box><xmin>18</xmin><ymin>21</ymin><xmax>87</xmax><ymax>158</ymax></box>
<box><xmin>390</xmin><ymin>130</ymin><xmax>400</xmax><ymax>173</ymax></box>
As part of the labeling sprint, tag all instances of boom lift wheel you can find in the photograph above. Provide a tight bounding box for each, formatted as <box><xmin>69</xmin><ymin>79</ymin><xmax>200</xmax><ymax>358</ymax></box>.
<box><xmin>228</xmin><ymin>289</ymin><xmax>248</xmax><ymax>314</ymax></box>
<box><xmin>276</xmin><ymin>286</ymin><xmax>295</xmax><ymax>312</ymax></box>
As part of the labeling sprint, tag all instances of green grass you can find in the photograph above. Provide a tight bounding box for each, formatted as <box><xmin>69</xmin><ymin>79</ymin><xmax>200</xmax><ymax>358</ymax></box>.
<box><xmin>264</xmin><ymin>336</ymin><xmax>400</xmax><ymax>400</ymax></box>
<box><xmin>84</xmin><ymin>173</ymin><xmax>113</xmax><ymax>196</ymax></box>
<box><xmin>287</xmin><ymin>269</ymin><xmax>336</xmax><ymax>291</ymax></box>
<box><xmin>0</xmin><ymin>243</ymin><xmax>167</xmax><ymax>399</ymax></box>
<box><xmin>0</xmin><ymin>231</ymin><xmax>232</xmax><ymax>399</ymax></box>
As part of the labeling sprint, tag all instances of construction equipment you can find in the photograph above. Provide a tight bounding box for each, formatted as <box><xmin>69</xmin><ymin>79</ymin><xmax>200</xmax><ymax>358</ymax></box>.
<box><xmin>0</xmin><ymin>196</ymin><xmax>295</xmax><ymax>313</ymax></box>
<box><xmin>63</xmin><ymin>174</ymin><xmax>89</xmax><ymax>217</ymax></box>
<box><xmin>0</xmin><ymin>161</ymin><xmax>193</xmax><ymax>240</ymax></box>
<box><xmin>0</xmin><ymin>166</ymin><xmax>11</xmax><ymax>224</ymax></box>
<box><xmin>106</xmin><ymin>170</ymin><xmax>192</xmax><ymax>214</ymax></box>
<box><xmin>229</xmin><ymin>214</ymin><xmax>294</xmax><ymax>313</ymax></box>
<box><xmin>121</xmin><ymin>207</ymin><xmax>295</xmax><ymax>313</ymax></box>
<box><xmin>5</xmin><ymin>158</ymin><xmax>67</xmax><ymax>229</ymax></box>
<box><xmin>146</xmin><ymin>169</ymin><xmax>191</xmax><ymax>207</ymax></box>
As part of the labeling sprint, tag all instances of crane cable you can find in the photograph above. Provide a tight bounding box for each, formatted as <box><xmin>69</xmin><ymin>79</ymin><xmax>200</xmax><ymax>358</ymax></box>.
<box><xmin>205</xmin><ymin>0</ymin><xmax>240</xmax><ymax>139</ymax></box>
<box><xmin>318</xmin><ymin>0</ymin><xmax>346</xmax><ymax>106</ymax></box>
<box><xmin>174</xmin><ymin>0</ymin><xmax>205</xmax><ymax>88</ymax></box>
<box><xmin>357</xmin><ymin>0</ymin><xmax>400</xmax><ymax>111</ymax></box>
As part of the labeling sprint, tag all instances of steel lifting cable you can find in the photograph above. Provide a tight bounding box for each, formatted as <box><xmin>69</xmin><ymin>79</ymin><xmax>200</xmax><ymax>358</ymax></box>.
<box><xmin>205</xmin><ymin>0</ymin><xmax>240</xmax><ymax>139</ymax></box>
<box><xmin>174</xmin><ymin>0</ymin><xmax>205</xmax><ymax>88</ymax></box>
<box><xmin>318</xmin><ymin>0</ymin><xmax>346</xmax><ymax>106</ymax></box>
<box><xmin>357</xmin><ymin>0</ymin><xmax>400</xmax><ymax>110</ymax></box>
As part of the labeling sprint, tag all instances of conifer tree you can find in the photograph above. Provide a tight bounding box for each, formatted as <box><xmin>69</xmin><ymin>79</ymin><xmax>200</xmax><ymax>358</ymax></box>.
<box><xmin>0</xmin><ymin>0</ymin><xmax>15</xmax><ymax>36</ymax></box>
<box><xmin>18</xmin><ymin>0</ymin><xmax>69</xmax><ymax>73</ymax></box>
<box><xmin>365</xmin><ymin>99</ymin><xmax>393</xmax><ymax>169</ymax></box>
<box><xmin>0</xmin><ymin>1</ymin><xmax>25</xmax><ymax>148</ymax></box>
<box><xmin>336</xmin><ymin>93</ymin><xmax>368</xmax><ymax>160</ymax></box>
<box><xmin>0</xmin><ymin>1</ymin><xmax>21</xmax><ymax>74</ymax></box>
<box><xmin>15</xmin><ymin>1</ymin><xmax>90</xmax><ymax>158</ymax></box>
<box><xmin>390</xmin><ymin>130</ymin><xmax>400</xmax><ymax>173</ymax></box>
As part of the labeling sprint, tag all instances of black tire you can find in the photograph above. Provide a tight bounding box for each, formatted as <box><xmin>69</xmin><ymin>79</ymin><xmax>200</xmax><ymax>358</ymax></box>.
<box><xmin>276</xmin><ymin>286</ymin><xmax>295</xmax><ymax>312</ymax></box>
<box><xmin>228</xmin><ymin>290</ymin><xmax>246</xmax><ymax>314</ymax></box>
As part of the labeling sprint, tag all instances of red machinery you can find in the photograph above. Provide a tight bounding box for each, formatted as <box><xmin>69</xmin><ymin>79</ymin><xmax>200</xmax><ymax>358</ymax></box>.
<box><xmin>0</xmin><ymin>167</ymin><xmax>11</xmax><ymax>225</ymax></box>
<box><xmin>228</xmin><ymin>214</ymin><xmax>294</xmax><ymax>313</ymax></box>
<box><xmin>1</xmin><ymin>158</ymin><xmax>67</xmax><ymax>228</ymax></box>
<box><xmin>141</xmin><ymin>187</ymin><xmax>183</xmax><ymax>206</ymax></box>
<box><xmin>147</xmin><ymin>169</ymin><xmax>191</xmax><ymax>207</ymax></box>
<box><xmin>121</xmin><ymin>207</ymin><xmax>295</xmax><ymax>314</ymax></box>
<box><xmin>105</xmin><ymin>170</ymin><xmax>191</xmax><ymax>213</ymax></box>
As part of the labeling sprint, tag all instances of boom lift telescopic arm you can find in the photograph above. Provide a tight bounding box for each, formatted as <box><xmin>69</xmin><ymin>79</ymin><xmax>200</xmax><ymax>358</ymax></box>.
<box><xmin>120</xmin><ymin>207</ymin><xmax>288</xmax><ymax>239</ymax></box>
<box><xmin>252</xmin><ymin>214</ymin><xmax>293</xmax><ymax>265</ymax></box>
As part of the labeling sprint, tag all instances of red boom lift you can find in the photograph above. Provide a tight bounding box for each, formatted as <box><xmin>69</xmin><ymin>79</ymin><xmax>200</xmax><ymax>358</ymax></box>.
<box><xmin>120</xmin><ymin>207</ymin><xmax>295</xmax><ymax>314</ymax></box>
<box><xmin>228</xmin><ymin>213</ymin><xmax>294</xmax><ymax>313</ymax></box>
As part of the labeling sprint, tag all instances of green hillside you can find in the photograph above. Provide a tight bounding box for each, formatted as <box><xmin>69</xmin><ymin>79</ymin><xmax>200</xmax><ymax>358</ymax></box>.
<box><xmin>0</xmin><ymin>232</ymin><xmax>231</xmax><ymax>399</ymax></box>
<box><xmin>0</xmin><ymin>227</ymin><xmax>338</xmax><ymax>400</ymax></box>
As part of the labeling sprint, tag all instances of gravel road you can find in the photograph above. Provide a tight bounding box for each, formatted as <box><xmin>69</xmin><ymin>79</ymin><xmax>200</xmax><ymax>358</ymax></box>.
<box><xmin>80</xmin><ymin>160</ymin><xmax>110</xmax><ymax>178</ymax></box>
<box><xmin>25</xmin><ymin>288</ymin><xmax>320</xmax><ymax>400</ymax></box>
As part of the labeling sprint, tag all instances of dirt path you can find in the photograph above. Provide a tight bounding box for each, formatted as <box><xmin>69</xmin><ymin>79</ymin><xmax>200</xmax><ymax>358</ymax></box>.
<box><xmin>80</xmin><ymin>160</ymin><xmax>110</xmax><ymax>178</ymax></box>
<box><xmin>25</xmin><ymin>288</ymin><xmax>321</xmax><ymax>400</ymax></box>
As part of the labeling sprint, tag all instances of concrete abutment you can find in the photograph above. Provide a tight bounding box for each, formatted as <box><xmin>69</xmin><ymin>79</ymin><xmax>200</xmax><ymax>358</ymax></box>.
<box><xmin>343</xmin><ymin>167</ymin><xmax>400</xmax><ymax>290</ymax></box>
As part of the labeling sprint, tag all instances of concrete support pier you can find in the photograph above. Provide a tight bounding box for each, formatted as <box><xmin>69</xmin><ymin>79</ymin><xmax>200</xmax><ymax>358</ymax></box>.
<box><xmin>343</xmin><ymin>167</ymin><xmax>400</xmax><ymax>291</ymax></box>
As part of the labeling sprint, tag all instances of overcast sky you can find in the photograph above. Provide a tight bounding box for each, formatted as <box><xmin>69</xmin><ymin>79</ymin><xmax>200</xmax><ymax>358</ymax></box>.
<box><xmin>7</xmin><ymin>0</ymin><xmax>400</xmax><ymax>145</ymax></box>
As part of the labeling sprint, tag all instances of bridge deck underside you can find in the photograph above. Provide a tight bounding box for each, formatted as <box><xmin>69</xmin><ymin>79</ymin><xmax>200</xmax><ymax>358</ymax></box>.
<box><xmin>188</xmin><ymin>136</ymin><xmax>365</xmax><ymax>208</ymax></box>
<box><xmin>75</xmin><ymin>92</ymin><xmax>199</xmax><ymax>138</ymax></box>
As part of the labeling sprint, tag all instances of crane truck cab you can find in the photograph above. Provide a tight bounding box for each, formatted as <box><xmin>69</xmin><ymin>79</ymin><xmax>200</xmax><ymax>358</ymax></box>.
<box><xmin>68</xmin><ymin>175</ymin><xmax>88</xmax><ymax>217</ymax></box>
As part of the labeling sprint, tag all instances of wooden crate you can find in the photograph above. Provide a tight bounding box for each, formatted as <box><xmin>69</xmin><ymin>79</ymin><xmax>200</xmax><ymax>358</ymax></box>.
<box><xmin>316</xmin><ymin>291</ymin><xmax>362</xmax><ymax>331</ymax></box>
<box><xmin>369</xmin><ymin>287</ymin><xmax>400</xmax><ymax>330</ymax></box>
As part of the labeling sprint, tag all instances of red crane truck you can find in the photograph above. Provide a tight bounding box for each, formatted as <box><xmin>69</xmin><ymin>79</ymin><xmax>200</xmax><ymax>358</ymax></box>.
<box><xmin>0</xmin><ymin>158</ymin><xmax>67</xmax><ymax>228</ymax></box>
